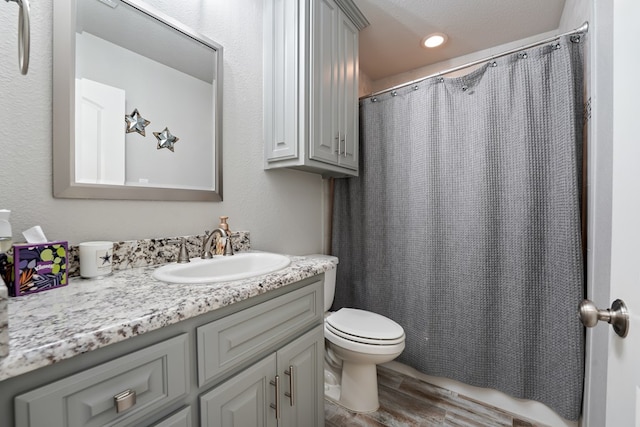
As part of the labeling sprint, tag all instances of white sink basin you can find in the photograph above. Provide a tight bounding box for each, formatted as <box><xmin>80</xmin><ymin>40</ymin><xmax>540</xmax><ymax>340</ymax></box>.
<box><xmin>152</xmin><ymin>252</ymin><xmax>291</xmax><ymax>284</ymax></box>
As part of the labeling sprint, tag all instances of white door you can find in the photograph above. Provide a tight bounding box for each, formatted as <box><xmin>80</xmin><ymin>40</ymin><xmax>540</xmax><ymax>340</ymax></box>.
<box><xmin>604</xmin><ymin>0</ymin><xmax>640</xmax><ymax>424</ymax></box>
<box><xmin>75</xmin><ymin>78</ymin><xmax>125</xmax><ymax>185</ymax></box>
<box><xmin>586</xmin><ymin>0</ymin><xmax>640</xmax><ymax>425</ymax></box>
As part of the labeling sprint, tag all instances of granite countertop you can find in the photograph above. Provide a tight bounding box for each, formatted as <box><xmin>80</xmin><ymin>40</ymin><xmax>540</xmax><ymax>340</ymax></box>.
<box><xmin>0</xmin><ymin>254</ymin><xmax>334</xmax><ymax>382</ymax></box>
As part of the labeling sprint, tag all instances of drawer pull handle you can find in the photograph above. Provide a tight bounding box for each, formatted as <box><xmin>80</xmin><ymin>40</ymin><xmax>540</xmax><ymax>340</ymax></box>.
<box><xmin>114</xmin><ymin>389</ymin><xmax>136</xmax><ymax>413</ymax></box>
<box><xmin>270</xmin><ymin>376</ymin><xmax>280</xmax><ymax>419</ymax></box>
<box><xmin>284</xmin><ymin>365</ymin><xmax>294</xmax><ymax>406</ymax></box>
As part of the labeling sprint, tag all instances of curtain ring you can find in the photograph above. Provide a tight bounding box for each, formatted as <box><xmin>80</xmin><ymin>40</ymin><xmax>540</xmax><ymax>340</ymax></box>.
<box><xmin>570</xmin><ymin>34</ymin><xmax>581</xmax><ymax>43</ymax></box>
<box><xmin>371</xmin><ymin>97</ymin><xmax>378</xmax><ymax>103</ymax></box>
<box><xmin>518</xmin><ymin>52</ymin><xmax>528</xmax><ymax>59</ymax></box>
<box><xmin>413</xmin><ymin>85</ymin><xmax>419</xmax><ymax>91</ymax></box>
<box><xmin>391</xmin><ymin>91</ymin><xmax>398</xmax><ymax>97</ymax></box>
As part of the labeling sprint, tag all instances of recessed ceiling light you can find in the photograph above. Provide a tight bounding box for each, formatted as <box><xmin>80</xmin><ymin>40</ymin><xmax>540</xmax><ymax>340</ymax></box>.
<box><xmin>421</xmin><ymin>33</ymin><xmax>447</xmax><ymax>48</ymax></box>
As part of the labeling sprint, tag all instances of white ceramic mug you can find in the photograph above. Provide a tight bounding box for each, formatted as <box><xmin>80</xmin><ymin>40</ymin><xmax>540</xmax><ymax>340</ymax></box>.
<box><xmin>79</xmin><ymin>241</ymin><xmax>113</xmax><ymax>278</ymax></box>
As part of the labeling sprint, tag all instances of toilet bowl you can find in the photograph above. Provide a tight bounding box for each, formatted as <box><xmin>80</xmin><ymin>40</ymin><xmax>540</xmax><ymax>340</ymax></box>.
<box><xmin>325</xmin><ymin>307</ymin><xmax>405</xmax><ymax>412</ymax></box>
<box><xmin>307</xmin><ymin>255</ymin><xmax>406</xmax><ymax>413</ymax></box>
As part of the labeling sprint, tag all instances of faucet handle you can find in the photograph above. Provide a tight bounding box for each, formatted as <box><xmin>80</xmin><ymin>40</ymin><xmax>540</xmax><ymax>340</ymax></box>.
<box><xmin>222</xmin><ymin>236</ymin><xmax>234</xmax><ymax>256</ymax></box>
<box><xmin>170</xmin><ymin>238</ymin><xmax>190</xmax><ymax>263</ymax></box>
<box><xmin>201</xmin><ymin>231</ymin><xmax>212</xmax><ymax>259</ymax></box>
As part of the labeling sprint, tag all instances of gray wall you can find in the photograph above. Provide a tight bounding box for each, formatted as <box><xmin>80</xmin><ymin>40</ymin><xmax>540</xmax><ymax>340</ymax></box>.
<box><xmin>0</xmin><ymin>0</ymin><xmax>324</xmax><ymax>254</ymax></box>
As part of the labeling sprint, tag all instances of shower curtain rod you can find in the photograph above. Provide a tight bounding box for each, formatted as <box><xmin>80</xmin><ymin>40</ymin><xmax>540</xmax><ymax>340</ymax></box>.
<box><xmin>361</xmin><ymin>21</ymin><xmax>589</xmax><ymax>100</ymax></box>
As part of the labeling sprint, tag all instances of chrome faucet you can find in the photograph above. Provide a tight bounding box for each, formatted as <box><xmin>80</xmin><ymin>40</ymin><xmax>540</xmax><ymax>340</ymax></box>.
<box><xmin>201</xmin><ymin>228</ymin><xmax>234</xmax><ymax>258</ymax></box>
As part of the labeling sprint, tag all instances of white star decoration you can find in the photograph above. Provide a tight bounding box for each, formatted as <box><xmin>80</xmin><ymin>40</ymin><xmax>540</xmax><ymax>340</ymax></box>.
<box><xmin>153</xmin><ymin>127</ymin><xmax>179</xmax><ymax>152</ymax></box>
<box><xmin>125</xmin><ymin>109</ymin><xmax>151</xmax><ymax>136</ymax></box>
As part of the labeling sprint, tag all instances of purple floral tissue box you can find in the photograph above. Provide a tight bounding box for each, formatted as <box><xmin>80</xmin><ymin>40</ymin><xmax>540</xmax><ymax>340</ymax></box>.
<box><xmin>0</xmin><ymin>241</ymin><xmax>69</xmax><ymax>297</ymax></box>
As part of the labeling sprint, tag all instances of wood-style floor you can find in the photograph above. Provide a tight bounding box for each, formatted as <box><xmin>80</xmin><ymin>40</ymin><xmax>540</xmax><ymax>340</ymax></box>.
<box><xmin>324</xmin><ymin>366</ymin><xmax>547</xmax><ymax>427</ymax></box>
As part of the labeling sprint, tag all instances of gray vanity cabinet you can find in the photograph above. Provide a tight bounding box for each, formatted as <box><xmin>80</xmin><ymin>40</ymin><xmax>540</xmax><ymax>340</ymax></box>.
<box><xmin>263</xmin><ymin>0</ymin><xmax>366</xmax><ymax>178</ymax></box>
<box><xmin>197</xmin><ymin>282</ymin><xmax>324</xmax><ymax>427</ymax></box>
<box><xmin>3</xmin><ymin>276</ymin><xmax>325</xmax><ymax>427</ymax></box>
<box><xmin>199</xmin><ymin>325</ymin><xmax>324</xmax><ymax>427</ymax></box>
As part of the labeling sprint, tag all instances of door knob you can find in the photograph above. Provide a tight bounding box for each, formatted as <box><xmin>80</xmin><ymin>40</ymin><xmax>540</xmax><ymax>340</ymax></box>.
<box><xmin>579</xmin><ymin>299</ymin><xmax>629</xmax><ymax>338</ymax></box>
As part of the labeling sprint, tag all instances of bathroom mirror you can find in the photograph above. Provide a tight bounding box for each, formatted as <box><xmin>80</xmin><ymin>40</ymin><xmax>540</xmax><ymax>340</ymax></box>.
<box><xmin>53</xmin><ymin>0</ymin><xmax>223</xmax><ymax>201</ymax></box>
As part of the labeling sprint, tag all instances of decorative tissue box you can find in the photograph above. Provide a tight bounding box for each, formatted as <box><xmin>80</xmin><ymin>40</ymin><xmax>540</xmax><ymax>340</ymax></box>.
<box><xmin>0</xmin><ymin>241</ymin><xmax>69</xmax><ymax>297</ymax></box>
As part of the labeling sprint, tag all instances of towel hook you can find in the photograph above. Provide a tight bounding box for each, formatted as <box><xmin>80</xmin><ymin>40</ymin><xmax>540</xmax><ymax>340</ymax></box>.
<box><xmin>5</xmin><ymin>0</ymin><xmax>30</xmax><ymax>75</ymax></box>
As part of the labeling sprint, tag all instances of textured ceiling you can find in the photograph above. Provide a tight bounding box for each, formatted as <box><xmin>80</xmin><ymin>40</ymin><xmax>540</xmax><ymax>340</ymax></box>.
<box><xmin>354</xmin><ymin>0</ymin><xmax>566</xmax><ymax>81</ymax></box>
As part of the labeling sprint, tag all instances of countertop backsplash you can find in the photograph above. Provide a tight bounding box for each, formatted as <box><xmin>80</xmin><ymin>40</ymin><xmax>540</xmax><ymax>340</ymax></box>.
<box><xmin>67</xmin><ymin>231</ymin><xmax>251</xmax><ymax>277</ymax></box>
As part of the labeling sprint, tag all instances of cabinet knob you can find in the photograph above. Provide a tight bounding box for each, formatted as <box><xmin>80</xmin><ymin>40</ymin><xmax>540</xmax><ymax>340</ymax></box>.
<box><xmin>114</xmin><ymin>389</ymin><xmax>136</xmax><ymax>413</ymax></box>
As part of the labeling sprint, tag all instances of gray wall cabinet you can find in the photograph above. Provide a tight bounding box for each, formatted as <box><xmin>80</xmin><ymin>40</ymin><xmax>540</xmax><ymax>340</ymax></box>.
<box><xmin>0</xmin><ymin>276</ymin><xmax>324</xmax><ymax>427</ymax></box>
<box><xmin>263</xmin><ymin>0</ymin><xmax>366</xmax><ymax>178</ymax></box>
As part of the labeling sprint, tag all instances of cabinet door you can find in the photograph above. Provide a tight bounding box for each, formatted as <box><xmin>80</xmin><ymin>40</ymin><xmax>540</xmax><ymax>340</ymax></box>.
<box><xmin>337</xmin><ymin>10</ymin><xmax>359</xmax><ymax>170</ymax></box>
<box><xmin>278</xmin><ymin>325</ymin><xmax>324</xmax><ymax>427</ymax></box>
<box><xmin>200</xmin><ymin>354</ymin><xmax>278</xmax><ymax>427</ymax></box>
<box><xmin>264</xmin><ymin>0</ymin><xmax>301</xmax><ymax>162</ymax></box>
<box><xmin>310</xmin><ymin>0</ymin><xmax>339</xmax><ymax>165</ymax></box>
<box><xmin>151</xmin><ymin>406</ymin><xmax>191</xmax><ymax>427</ymax></box>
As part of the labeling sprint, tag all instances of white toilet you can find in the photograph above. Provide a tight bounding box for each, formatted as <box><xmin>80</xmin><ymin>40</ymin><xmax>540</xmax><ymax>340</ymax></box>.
<box><xmin>309</xmin><ymin>255</ymin><xmax>406</xmax><ymax>413</ymax></box>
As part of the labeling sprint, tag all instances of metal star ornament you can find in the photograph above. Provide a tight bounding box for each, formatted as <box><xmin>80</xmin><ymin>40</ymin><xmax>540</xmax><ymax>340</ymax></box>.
<box><xmin>153</xmin><ymin>127</ymin><xmax>179</xmax><ymax>152</ymax></box>
<box><xmin>125</xmin><ymin>109</ymin><xmax>151</xmax><ymax>136</ymax></box>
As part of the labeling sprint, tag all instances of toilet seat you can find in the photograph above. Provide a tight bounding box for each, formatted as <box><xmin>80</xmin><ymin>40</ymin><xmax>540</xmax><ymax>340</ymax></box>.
<box><xmin>325</xmin><ymin>323</ymin><xmax>405</xmax><ymax>355</ymax></box>
<box><xmin>325</xmin><ymin>308</ymin><xmax>405</xmax><ymax>346</ymax></box>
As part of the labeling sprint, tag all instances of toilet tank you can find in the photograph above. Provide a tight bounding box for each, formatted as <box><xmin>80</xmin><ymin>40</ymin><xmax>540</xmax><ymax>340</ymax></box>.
<box><xmin>306</xmin><ymin>254</ymin><xmax>338</xmax><ymax>312</ymax></box>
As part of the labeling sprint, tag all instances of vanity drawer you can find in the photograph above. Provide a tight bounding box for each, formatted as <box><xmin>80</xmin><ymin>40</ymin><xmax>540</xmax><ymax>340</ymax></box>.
<box><xmin>197</xmin><ymin>280</ymin><xmax>322</xmax><ymax>386</ymax></box>
<box><xmin>15</xmin><ymin>334</ymin><xmax>190</xmax><ymax>427</ymax></box>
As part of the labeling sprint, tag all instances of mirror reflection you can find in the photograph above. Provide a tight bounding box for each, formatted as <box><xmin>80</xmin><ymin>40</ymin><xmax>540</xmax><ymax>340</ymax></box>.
<box><xmin>54</xmin><ymin>0</ymin><xmax>223</xmax><ymax>201</ymax></box>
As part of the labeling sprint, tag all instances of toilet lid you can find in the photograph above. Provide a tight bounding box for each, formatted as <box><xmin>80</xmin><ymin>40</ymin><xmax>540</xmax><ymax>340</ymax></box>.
<box><xmin>326</xmin><ymin>308</ymin><xmax>405</xmax><ymax>344</ymax></box>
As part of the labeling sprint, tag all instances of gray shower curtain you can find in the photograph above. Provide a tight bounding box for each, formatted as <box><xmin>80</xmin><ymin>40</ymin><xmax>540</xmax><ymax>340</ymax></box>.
<box><xmin>332</xmin><ymin>35</ymin><xmax>584</xmax><ymax>421</ymax></box>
